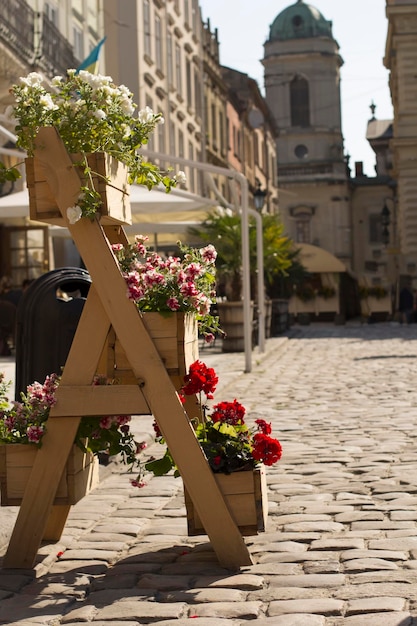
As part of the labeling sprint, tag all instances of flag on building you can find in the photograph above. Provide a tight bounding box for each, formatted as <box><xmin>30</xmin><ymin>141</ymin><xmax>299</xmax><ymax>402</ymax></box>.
<box><xmin>76</xmin><ymin>37</ymin><xmax>106</xmax><ymax>74</ymax></box>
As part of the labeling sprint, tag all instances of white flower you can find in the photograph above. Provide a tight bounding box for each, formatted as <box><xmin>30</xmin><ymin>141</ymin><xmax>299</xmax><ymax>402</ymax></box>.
<box><xmin>19</xmin><ymin>72</ymin><xmax>43</xmax><ymax>87</ymax></box>
<box><xmin>39</xmin><ymin>94</ymin><xmax>58</xmax><ymax>111</ymax></box>
<box><xmin>67</xmin><ymin>205</ymin><xmax>83</xmax><ymax>224</ymax></box>
<box><xmin>93</xmin><ymin>109</ymin><xmax>106</xmax><ymax>120</ymax></box>
<box><xmin>51</xmin><ymin>75</ymin><xmax>64</xmax><ymax>86</ymax></box>
<box><xmin>138</xmin><ymin>106</ymin><xmax>154</xmax><ymax>124</ymax></box>
<box><xmin>175</xmin><ymin>171</ymin><xmax>187</xmax><ymax>185</ymax></box>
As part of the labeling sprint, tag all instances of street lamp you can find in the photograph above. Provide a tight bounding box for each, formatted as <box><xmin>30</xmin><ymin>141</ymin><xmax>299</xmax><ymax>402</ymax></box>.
<box><xmin>381</xmin><ymin>201</ymin><xmax>391</xmax><ymax>246</ymax></box>
<box><xmin>253</xmin><ymin>183</ymin><xmax>267</xmax><ymax>212</ymax></box>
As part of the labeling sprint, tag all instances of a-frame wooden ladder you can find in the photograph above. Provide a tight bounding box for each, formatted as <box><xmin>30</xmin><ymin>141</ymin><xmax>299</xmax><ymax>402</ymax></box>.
<box><xmin>3</xmin><ymin>128</ymin><xmax>252</xmax><ymax>570</ymax></box>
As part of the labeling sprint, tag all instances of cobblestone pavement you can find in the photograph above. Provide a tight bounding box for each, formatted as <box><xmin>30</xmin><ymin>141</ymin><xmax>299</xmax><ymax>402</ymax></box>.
<box><xmin>2</xmin><ymin>322</ymin><xmax>417</xmax><ymax>624</ymax></box>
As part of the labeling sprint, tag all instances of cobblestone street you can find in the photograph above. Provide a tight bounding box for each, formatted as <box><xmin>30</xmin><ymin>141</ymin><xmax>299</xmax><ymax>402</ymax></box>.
<box><xmin>2</xmin><ymin>322</ymin><xmax>417</xmax><ymax>625</ymax></box>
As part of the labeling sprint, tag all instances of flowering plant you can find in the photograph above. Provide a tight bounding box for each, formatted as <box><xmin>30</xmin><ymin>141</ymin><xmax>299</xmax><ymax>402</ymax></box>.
<box><xmin>7</xmin><ymin>70</ymin><xmax>185</xmax><ymax>222</ymax></box>
<box><xmin>145</xmin><ymin>360</ymin><xmax>282</xmax><ymax>477</ymax></box>
<box><xmin>0</xmin><ymin>372</ymin><xmax>147</xmax><ymax>486</ymax></box>
<box><xmin>112</xmin><ymin>235</ymin><xmax>221</xmax><ymax>341</ymax></box>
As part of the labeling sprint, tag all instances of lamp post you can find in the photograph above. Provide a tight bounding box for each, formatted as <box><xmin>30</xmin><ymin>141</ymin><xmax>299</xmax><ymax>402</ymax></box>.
<box><xmin>253</xmin><ymin>183</ymin><xmax>267</xmax><ymax>213</ymax></box>
<box><xmin>381</xmin><ymin>196</ymin><xmax>398</xmax><ymax>317</ymax></box>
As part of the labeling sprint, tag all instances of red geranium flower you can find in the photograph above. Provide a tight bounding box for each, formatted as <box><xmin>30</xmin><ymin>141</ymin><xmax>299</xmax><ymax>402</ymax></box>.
<box><xmin>181</xmin><ymin>360</ymin><xmax>218</xmax><ymax>397</ymax></box>
<box><xmin>252</xmin><ymin>433</ymin><xmax>282</xmax><ymax>466</ymax></box>
<box><xmin>255</xmin><ymin>419</ymin><xmax>272</xmax><ymax>435</ymax></box>
<box><xmin>211</xmin><ymin>399</ymin><xmax>246</xmax><ymax>425</ymax></box>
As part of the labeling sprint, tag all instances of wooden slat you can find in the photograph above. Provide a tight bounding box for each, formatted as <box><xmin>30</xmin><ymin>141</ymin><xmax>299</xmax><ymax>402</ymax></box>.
<box><xmin>53</xmin><ymin>385</ymin><xmax>150</xmax><ymax>416</ymax></box>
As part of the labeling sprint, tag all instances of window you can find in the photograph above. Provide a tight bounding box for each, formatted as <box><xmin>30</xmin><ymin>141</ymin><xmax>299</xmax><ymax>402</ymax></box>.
<box><xmin>155</xmin><ymin>15</ymin><xmax>163</xmax><ymax>71</ymax></box>
<box><xmin>73</xmin><ymin>25</ymin><xmax>84</xmax><ymax>61</ymax></box>
<box><xmin>178</xmin><ymin>129</ymin><xmax>184</xmax><ymax>158</ymax></box>
<box><xmin>45</xmin><ymin>2</ymin><xmax>58</xmax><ymax>26</ymax></box>
<box><xmin>369</xmin><ymin>214</ymin><xmax>383</xmax><ymax>244</ymax></box>
<box><xmin>290</xmin><ymin>76</ymin><xmax>310</xmax><ymax>127</ymax></box>
<box><xmin>6</xmin><ymin>227</ymin><xmax>49</xmax><ymax>286</ymax></box>
<box><xmin>184</xmin><ymin>0</ymin><xmax>190</xmax><ymax>24</ymax></box>
<box><xmin>157</xmin><ymin>108</ymin><xmax>165</xmax><ymax>152</ymax></box>
<box><xmin>186</xmin><ymin>58</ymin><xmax>192</xmax><ymax>107</ymax></box>
<box><xmin>295</xmin><ymin>215</ymin><xmax>311</xmax><ymax>243</ymax></box>
<box><xmin>211</xmin><ymin>103</ymin><xmax>217</xmax><ymax>147</ymax></box>
<box><xmin>143</xmin><ymin>0</ymin><xmax>151</xmax><ymax>58</ymax></box>
<box><xmin>167</xmin><ymin>33</ymin><xmax>173</xmax><ymax>85</ymax></box>
<box><xmin>175</xmin><ymin>42</ymin><xmax>182</xmax><ymax>92</ymax></box>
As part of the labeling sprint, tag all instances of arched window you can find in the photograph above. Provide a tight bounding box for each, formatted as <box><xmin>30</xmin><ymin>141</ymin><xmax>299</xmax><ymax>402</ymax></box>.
<box><xmin>290</xmin><ymin>76</ymin><xmax>310</xmax><ymax>127</ymax></box>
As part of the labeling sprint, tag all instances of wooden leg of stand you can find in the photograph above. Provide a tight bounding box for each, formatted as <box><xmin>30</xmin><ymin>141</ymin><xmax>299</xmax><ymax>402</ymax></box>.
<box><xmin>43</xmin><ymin>505</ymin><xmax>71</xmax><ymax>541</ymax></box>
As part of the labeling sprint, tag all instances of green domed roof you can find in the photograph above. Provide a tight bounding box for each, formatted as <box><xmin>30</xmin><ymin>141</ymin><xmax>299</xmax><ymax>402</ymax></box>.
<box><xmin>269</xmin><ymin>0</ymin><xmax>333</xmax><ymax>41</ymax></box>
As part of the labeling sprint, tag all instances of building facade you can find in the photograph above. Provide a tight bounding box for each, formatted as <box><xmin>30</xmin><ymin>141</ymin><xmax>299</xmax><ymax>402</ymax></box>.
<box><xmin>263</xmin><ymin>0</ymin><xmax>351</xmax><ymax>268</ymax></box>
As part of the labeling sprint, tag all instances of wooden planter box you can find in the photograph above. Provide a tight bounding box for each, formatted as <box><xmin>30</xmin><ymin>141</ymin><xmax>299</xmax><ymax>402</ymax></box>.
<box><xmin>113</xmin><ymin>312</ymin><xmax>198</xmax><ymax>380</ymax></box>
<box><xmin>184</xmin><ymin>465</ymin><xmax>268</xmax><ymax>536</ymax></box>
<box><xmin>0</xmin><ymin>444</ymin><xmax>99</xmax><ymax>506</ymax></box>
<box><xmin>26</xmin><ymin>152</ymin><xmax>132</xmax><ymax>226</ymax></box>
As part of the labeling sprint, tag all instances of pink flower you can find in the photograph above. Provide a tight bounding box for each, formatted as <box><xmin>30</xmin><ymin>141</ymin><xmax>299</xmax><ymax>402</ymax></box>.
<box><xmin>180</xmin><ymin>282</ymin><xmax>198</xmax><ymax>297</ymax></box>
<box><xmin>204</xmin><ymin>333</ymin><xmax>215</xmax><ymax>344</ymax></box>
<box><xmin>167</xmin><ymin>297</ymin><xmax>180</xmax><ymax>311</ymax></box>
<box><xmin>26</xmin><ymin>424</ymin><xmax>44</xmax><ymax>443</ymax></box>
<box><xmin>200</xmin><ymin>244</ymin><xmax>217</xmax><ymax>263</ymax></box>
<box><xmin>184</xmin><ymin>262</ymin><xmax>203</xmax><ymax>279</ymax></box>
<box><xmin>111</xmin><ymin>243</ymin><xmax>124</xmax><ymax>251</ymax></box>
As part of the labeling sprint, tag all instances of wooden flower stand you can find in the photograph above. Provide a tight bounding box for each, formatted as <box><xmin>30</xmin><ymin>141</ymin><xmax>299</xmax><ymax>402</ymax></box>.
<box><xmin>3</xmin><ymin>127</ymin><xmax>252</xmax><ymax>570</ymax></box>
<box><xmin>184</xmin><ymin>465</ymin><xmax>268</xmax><ymax>536</ymax></box>
<box><xmin>0</xmin><ymin>444</ymin><xmax>98</xmax><ymax>506</ymax></box>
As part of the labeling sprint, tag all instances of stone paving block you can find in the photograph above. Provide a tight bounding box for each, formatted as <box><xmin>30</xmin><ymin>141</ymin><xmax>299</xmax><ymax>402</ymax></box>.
<box><xmin>48</xmin><ymin>560</ymin><xmax>109</xmax><ymax>575</ymax></box>
<box><xmin>310</xmin><ymin>538</ymin><xmax>366</xmax><ymax>550</ymax></box>
<box><xmin>333</xmin><ymin>611</ymin><xmax>415</xmax><ymax>625</ymax></box>
<box><xmin>249</xmin><ymin>616</ymin><xmax>326</xmax><ymax>626</ymax></box>
<box><xmin>369</xmin><ymin>538</ymin><xmax>417</xmax><ymax>551</ymax></box>
<box><xmin>85</xmin><ymin>588</ymin><xmax>155</xmax><ymax>606</ymax></box>
<box><xmin>252</xmin><ymin>553</ymin><xmax>339</xmax><ymax>566</ymax></box>
<box><xmin>303</xmin><ymin>560</ymin><xmax>341</xmax><ymax>574</ymax></box>
<box><xmin>151</xmin><ymin>615</ymin><xmax>239</xmax><ymax>626</ymax></box>
<box><xmin>157</xmin><ymin>587</ymin><xmax>246</xmax><ymax>603</ymax></box>
<box><xmin>282</xmin><ymin>521</ymin><xmax>345</xmax><ymax>532</ymax></box>
<box><xmin>60</xmin><ymin>604</ymin><xmax>97</xmax><ymax>623</ymax></box>
<box><xmin>189</xmin><ymin>600</ymin><xmax>262</xmax><ymax>619</ymax></box>
<box><xmin>268</xmin><ymin>597</ymin><xmax>344</xmax><ymax>616</ymax></box>
<box><xmin>345</xmin><ymin>596</ymin><xmax>406</xmax><ymax>615</ymax></box>
<box><xmin>268</xmin><ymin>574</ymin><xmax>345</xmax><ymax>588</ymax></box>
<box><xmin>341</xmin><ymin>549</ymin><xmax>408</xmax><ymax>561</ymax></box>
<box><xmin>95</xmin><ymin>599</ymin><xmax>187</xmax><ymax>621</ymax></box>
<box><xmin>343</xmin><ymin>558</ymin><xmax>400</xmax><ymax>572</ymax></box>
<box><xmin>0</xmin><ymin>596</ymin><xmax>72</xmax><ymax>623</ymax></box>
<box><xmin>193</xmin><ymin>574</ymin><xmax>264</xmax><ymax>590</ymax></box>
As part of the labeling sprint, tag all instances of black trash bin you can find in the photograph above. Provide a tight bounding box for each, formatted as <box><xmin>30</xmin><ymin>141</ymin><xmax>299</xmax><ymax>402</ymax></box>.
<box><xmin>15</xmin><ymin>268</ymin><xmax>92</xmax><ymax>399</ymax></box>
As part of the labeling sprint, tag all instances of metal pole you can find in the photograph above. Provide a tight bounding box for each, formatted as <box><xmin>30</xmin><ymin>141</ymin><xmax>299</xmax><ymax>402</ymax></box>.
<box><xmin>142</xmin><ymin>149</ymin><xmax>256</xmax><ymax>372</ymax></box>
<box><xmin>249</xmin><ymin>208</ymin><xmax>265</xmax><ymax>353</ymax></box>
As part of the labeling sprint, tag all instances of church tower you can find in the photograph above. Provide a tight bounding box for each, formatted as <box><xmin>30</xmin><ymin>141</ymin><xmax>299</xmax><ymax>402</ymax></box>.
<box><xmin>263</xmin><ymin>0</ymin><xmax>351</xmax><ymax>267</ymax></box>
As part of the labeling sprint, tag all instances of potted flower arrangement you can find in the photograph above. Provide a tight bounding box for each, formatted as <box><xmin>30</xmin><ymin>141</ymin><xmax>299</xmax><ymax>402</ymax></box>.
<box><xmin>111</xmin><ymin>234</ymin><xmax>221</xmax><ymax>345</ymax></box>
<box><xmin>6</xmin><ymin>69</ymin><xmax>185</xmax><ymax>224</ymax></box>
<box><xmin>145</xmin><ymin>359</ymin><xmax>283</xmax><ymax>535</ymax></box>
<box><xmin>0</xmin><ymin>371</ymin><xmax>147</xmax><ymax>506</ymax></box>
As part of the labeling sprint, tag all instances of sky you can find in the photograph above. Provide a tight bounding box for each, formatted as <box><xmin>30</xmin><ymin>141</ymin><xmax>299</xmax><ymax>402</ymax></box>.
<box><xmin>198</xmin><ymin>0</ymin><xmax>393</xmax><ymax>177</ymax></box>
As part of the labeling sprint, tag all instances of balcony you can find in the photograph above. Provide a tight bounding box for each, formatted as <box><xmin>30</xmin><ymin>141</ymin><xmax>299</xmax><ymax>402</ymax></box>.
<box><xmin>0</xmin><ymin>0</ymin><xmax>35</xmax><ymax>67</ymax></box>
<box><xmin>0</xmin><ymin>1</ymin><xmax>77</xmax><ymax>79</ymax></box>
<box><xmin>38</xmin><ymin>14</ymin><xmax>78</xmax><ymax>76</ymax></box>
